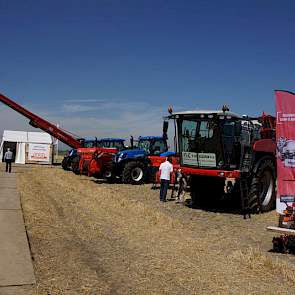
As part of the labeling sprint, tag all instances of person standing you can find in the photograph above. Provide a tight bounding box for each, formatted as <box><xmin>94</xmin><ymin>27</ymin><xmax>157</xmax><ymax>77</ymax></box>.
<box><xmin>4</xmin><ymin>148</ymin><xmax>13</xmax><ymax>173</ymax></box>
<box><xmin>159</xmin><ymin>157</ymin><xmax>173</xmax><ymax>202</ymax></box>
<box><xmin>175</xmin><ymin>169</ymin><xmax>188</xmax><ymax>204</ymax></box>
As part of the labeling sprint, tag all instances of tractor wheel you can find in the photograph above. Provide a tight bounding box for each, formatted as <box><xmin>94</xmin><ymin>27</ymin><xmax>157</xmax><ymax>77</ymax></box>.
<box><xmin>61</xmin><ymin>156</ymin><xmax>71</xmax><ymax>170</ymax></box>
<box><xmin>103</xmin><ymin>170</ymin><xmax>116</xmax><ymax>183</ymax></box>
<box><xmin>82</xmin><ymin>160</ymin><xmax>89</xmax><ymax>175</ymax></box>
<box><xmin>122</xmin><ymin>161</ymin><xmax>146</xmax><ymax>185</ymax></box>
<box><xmin>248</xmin><ymin>158</ymin><xmax>276</xmax><ymax>213</ymax></box>
<box><xmin>71</xmin><ymin>156</ymin><xmax>80</xmax><ymax>175</ymax></box>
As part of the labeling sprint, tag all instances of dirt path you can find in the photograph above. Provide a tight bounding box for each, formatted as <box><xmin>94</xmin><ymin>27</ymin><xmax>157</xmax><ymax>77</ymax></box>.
<box><xmin>15</xmin><ymin>164</ymin><xmax>295</xmax><ymax>294</ymax></box>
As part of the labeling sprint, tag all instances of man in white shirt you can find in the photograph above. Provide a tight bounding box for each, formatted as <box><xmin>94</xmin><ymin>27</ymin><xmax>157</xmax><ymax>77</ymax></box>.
<box><xmin>159</xmin><ymin>157</ymin><xmax>173</xmax><ymax>202</ymax></box>
<box><xmin>4</xmin><ymin>148</ymin><xmax>13</xmax><ymax>173</ymax></box>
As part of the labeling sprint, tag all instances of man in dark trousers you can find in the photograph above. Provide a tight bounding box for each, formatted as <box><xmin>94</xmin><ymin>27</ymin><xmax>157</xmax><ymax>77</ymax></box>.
<box><xmin>4</xmin><ymin>148</ymin><xmax>13</xmax><ymax>173</ymax></box>
<box><xmin>159</xmin><ymin>156</ymin><xmax>173</xmax><ymax>202</ymax></box>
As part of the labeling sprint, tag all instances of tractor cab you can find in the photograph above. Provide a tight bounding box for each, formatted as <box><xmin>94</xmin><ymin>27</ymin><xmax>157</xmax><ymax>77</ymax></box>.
<box><xmin>81</xmin><ymin>137</ymin><xmax>126</xmax><ymax>150</ymax></box>
<box><xmin>136</xmin><ymin>136</ymin><xmax>168</xmax><ymax>155</ymax></box>
<box><xmin>96</xmin><ymin>138</ymin><xmax>126</xmax><ymax>151</ymax></box>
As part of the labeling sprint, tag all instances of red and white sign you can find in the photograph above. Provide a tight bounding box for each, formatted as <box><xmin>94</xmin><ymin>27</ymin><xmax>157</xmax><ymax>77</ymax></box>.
<box><xmin>28</xmin><ymin>143</ymin><xmax>50</xmax><ymax>162</ymax></box>
<box><xmin>276</xmin><ymin>90</ymin><xmax>295</xmax><ymax>214</ymax></box>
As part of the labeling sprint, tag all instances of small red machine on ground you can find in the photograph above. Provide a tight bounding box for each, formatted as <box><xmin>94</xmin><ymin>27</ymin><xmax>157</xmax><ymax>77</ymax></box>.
<box><xmin>78</xmin><ymin>146</ymin><xmax>118</xmax><ymax>178</ymax></box>
<box><xmin>150</xmin><ymin>154</ymin><xmax>180</xmax><ymax>184</ymax></box>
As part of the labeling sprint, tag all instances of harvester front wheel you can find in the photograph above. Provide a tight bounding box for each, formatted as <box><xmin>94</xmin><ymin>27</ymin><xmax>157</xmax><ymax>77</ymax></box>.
<box><xmin>61</xmin><ymin>156</ymin><xmax>71</xmax><ymax>171</ymax></box>
<box><xmin>122</xmin><ymin>161</ymin><xmax>146</xmax><ymax>185</ymax></box>
<box><xmin>249</xmin><ymin>158</ymin><xmax>276</xmax><ymax>213</ymax></box>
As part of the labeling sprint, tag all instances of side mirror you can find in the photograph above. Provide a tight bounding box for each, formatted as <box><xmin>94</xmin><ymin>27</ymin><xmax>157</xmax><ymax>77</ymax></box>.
<box><xmin>79</xmin><ymin>138</ymin><xmax>85</xmax><ymax>147</ymax></box>
<box><xmin>235</xmin><ymin>121</ymin><xmax>242</xmax><ymax>136</ymax></box>
<box><xmin>130</xmin><ymin>136</ymin><xmax>134</xmax><ymax>149</ymax></box>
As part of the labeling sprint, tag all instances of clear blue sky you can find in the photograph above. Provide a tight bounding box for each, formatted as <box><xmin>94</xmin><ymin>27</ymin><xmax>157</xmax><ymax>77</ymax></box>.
<box><xmin>1</xmin><ymin>0</ymin><xmax>295</xmax><ymax>143</ymax></box>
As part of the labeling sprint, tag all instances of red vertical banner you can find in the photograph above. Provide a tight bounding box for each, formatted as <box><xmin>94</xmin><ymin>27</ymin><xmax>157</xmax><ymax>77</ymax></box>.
<box><xmin>276</xmin><ymin>90</ymin><xmax>295</xmax><ymax>214</ymax></box>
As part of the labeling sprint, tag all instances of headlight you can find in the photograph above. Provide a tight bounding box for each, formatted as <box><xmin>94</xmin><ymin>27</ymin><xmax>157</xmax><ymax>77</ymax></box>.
<box><xmin>117</xmin><ymin>153</ymin><xmax>127</xmax><ymax>162</ymax></box>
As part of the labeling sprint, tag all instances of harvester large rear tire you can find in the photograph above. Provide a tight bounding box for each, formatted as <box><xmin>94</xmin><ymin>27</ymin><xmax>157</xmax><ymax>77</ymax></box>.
<box><xmin>248</xmin><ymin>158</ymin><xmax>276</xmax><ymax>213</ymax></box>
<box><xmin>190</xmin><ymin>176</ymin><xmax>201</xmax><ymax>208</ymax></box>
<box><xmin>122</xmin><ymin>161</ymin><xmax>146</xmax><ymax>185</ymax></box>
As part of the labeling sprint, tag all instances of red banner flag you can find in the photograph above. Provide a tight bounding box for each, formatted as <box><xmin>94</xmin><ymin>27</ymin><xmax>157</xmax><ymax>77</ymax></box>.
<box><xmin>276</xmin><ymin>90</ymin><xmax>295</xmax><ymax>214</ymax></box>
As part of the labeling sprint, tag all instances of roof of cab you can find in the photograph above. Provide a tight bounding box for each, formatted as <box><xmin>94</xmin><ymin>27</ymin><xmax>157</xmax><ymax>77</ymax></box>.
<box><xmin>99</xmin><ymin>138</ymin><xmax>125</xmax><ymax>142</ymax></box>
<box><xmin>84</xmin><ymin>137</ymin><xmax>125</xmax><ymax>142</ymax></box>
<box><xmin>170</xmin><ymin>110</ymin><xmax>242</xmax><ymax>119</ymax></box>
<box><xmin>138</xmin><ymin>136</ymin><xmax>164</xmax><ymax>140</ymax></box>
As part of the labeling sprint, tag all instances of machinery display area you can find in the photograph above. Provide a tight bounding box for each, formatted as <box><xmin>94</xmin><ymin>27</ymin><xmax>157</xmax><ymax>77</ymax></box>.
<box><xmin>2</xmin><ymin>90</ymin><xmax>295</xmax><ymax>228</ymax></box>
<box><xmin>2</xmin><ymin>89</ymin><xmax>295</xmax><ymax>294</ymax></box>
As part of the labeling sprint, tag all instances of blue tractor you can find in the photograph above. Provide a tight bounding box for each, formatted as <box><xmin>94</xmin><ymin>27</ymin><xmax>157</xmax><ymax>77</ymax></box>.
<box><xmin>111</xmin><ymin>136</ymin><xmax>168</xmax><ymax>184</ymax></box>
<box><xmin>62</xmin><ymin>137</ymin><xmax>126</xmax><ymax>171</ymax></box>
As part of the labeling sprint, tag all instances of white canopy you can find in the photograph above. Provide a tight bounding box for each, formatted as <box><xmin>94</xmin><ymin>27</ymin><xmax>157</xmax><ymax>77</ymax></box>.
<box><xmin>2</xmin><ymin>130</ymin><xmax>27</xmax><ymax>143</ymax></box>
<box><xmin>1</xmin><ymin>130</ymin><xmax>52</xmax><ymax>144</ymax></box>
<box><xmin>0</xmin><ymin>130</ymin><xmax>53</xmax><ymax>164</ymax></box>
<box><xmin>28</xmin><ymin>132</ymin><xmax>52</xmax><ymax>144</ymax></box>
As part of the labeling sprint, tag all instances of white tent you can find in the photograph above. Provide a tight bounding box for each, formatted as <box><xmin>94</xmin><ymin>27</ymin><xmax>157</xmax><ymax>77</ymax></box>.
<box><xmin>0</xmin><ymin>130</ymin><xmax>53</xmax><ymax>164</ymax></box>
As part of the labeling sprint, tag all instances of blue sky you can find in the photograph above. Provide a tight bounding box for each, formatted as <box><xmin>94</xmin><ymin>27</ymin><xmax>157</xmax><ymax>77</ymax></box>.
<box><xmin>1</xmin><ymin>0</ymin><xmax>295</xmax><ymax>147</ymax></box>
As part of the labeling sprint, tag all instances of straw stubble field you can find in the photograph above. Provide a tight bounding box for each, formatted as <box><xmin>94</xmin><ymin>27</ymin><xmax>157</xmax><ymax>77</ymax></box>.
<box><xmin>11</xmin><ymin>164</ymin><xmax>295</xmax><ymax>294</ymax></box>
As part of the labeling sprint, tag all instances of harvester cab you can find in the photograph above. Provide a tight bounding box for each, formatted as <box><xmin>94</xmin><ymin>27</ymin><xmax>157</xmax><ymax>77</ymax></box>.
<box><xmin>168</xmin><ymin>107</ymin><xmax>276</xmax><ymax>216</ymax></box>
<box><xmin>167</xmin><ymin>110</ymin><xmax>244</xmax><ymax>170</ymax></box>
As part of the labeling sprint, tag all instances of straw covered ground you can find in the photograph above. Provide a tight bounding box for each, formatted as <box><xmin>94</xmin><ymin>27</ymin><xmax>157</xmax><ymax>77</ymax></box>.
<box><xmin>11</xmin><ymin>164</ymin><xmax>295</xmax><ymax>294</ymax></box>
